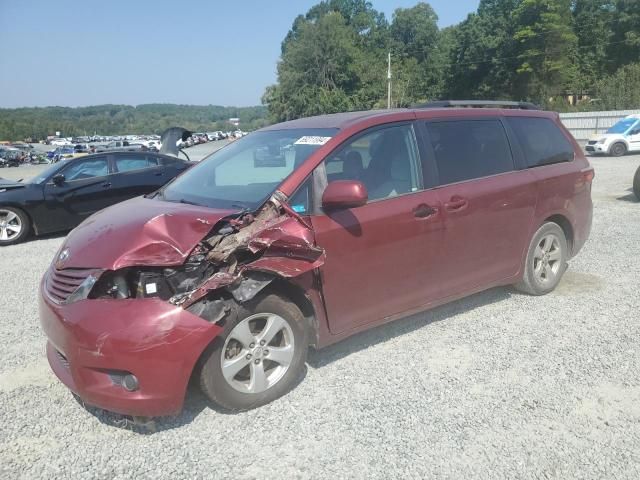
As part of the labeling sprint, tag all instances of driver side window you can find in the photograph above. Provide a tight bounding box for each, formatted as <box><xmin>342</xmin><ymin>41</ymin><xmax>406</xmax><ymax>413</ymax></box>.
<box><xmin>62</xmin><ymin>157</ymin><xmax>109</xmax><ymax>181</ymax></box>
<box><xmin>322</xmin><ymin>124</ymin><xmax>422</xmax><ymax>202</ymax></box>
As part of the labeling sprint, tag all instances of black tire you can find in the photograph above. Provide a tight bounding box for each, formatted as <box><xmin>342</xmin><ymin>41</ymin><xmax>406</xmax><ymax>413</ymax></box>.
<box><xmin>0</xmin><ymin>206</ymin><xmax>31</xmax><ymax>246</ymax></box>
<box><xmin>633</xmin><ymin>166</ymin><xmax>640</xmax><ymax>200</ymax></box>
<box><xmin>610</xmin><ymin>142</ymin><xmax>627</xmax><ymax>157</ymax></box>
<box><xmin>199</xmin><ymin>294</ymin><xmax>308</xmax><ymax>412</ymax></box>
<box><xmin>515</xmin><ymin>222</ymin><xmax>568</xmax><ymax>296</ymax></box>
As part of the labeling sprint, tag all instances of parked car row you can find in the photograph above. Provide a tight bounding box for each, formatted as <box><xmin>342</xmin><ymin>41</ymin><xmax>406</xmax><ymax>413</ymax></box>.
<box><xmin>28</xmin><ymin>101</ymin><xmax>597</xmax><ymax>420</ymax></box>
<box><xmin>1</xmin><ymin>146</ymin><xmax>49</xmax><ymax>167</ymax></box>
<box><xmin>0</xmin><ymin>151</ymin><xmax>193</xmax><ymax>245</ymax></box>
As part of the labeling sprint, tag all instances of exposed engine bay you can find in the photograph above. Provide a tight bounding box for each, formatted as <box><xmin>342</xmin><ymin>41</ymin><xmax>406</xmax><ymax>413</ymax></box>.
<box><xmin>89</xmin><ymin>191</ymin><xmax>325</xmax><ymax>323</ymax></box>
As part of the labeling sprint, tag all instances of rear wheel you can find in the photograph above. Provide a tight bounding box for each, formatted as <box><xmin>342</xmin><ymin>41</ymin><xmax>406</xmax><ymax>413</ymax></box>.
<box><xmin>633</xmin><ymin>166</ymin><xmax>640</xmax><ymax>200</ymax></box>
<box><xmin>199</xmin><ymin>294</ymin><xmax>308</xmax><ymax>411</ymax></box>
<box><xmin>610</xmin><ymin>142</ymin><xmax>627</xmax><ymax>157</ymax></box>
<box><xmin>515</xmin><ymin>222</ymin><xmax>568</xmax><ymax>295</ymax></box>
<box><xmin>0</xmin><ymin>207</ymin><xmax>30</xmax><ymax>246</ymax></box>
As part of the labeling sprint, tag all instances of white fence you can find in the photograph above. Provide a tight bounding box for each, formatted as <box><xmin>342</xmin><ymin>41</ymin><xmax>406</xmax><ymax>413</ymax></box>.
<box><xmin>559</xmin><ymin>109</ymin><xmax>640</xmax><ymax>142</ymax></box>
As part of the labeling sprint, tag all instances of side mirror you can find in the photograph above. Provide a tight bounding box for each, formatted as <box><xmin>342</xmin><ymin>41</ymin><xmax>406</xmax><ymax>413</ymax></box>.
<box><xmin>322</xmin><ymin>180</ymin><xmax>368</xmax><ymax>210</ymax></box>
<box><xmin>52</xmin><ymin>174</ymin><xmax>65</xmax><ymax>186</ymax></box>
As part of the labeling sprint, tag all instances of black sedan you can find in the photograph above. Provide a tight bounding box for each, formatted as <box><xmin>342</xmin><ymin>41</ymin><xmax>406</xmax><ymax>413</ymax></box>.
<box><xmin>0</xmin><ymin>151</ymin><xmax>192</xmax><ymax>245</ymax></box>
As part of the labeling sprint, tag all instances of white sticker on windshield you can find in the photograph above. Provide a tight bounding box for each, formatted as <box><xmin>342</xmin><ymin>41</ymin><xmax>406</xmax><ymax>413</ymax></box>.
<box><xmin>294</xmin><ymin>136</ymin><xmax>332</xmax><ymax>146</ymax></box>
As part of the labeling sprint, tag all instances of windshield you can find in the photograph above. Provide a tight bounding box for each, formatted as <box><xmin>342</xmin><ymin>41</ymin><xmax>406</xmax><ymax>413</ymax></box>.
<box><xmin>607</xmin><ymin>118</ymin><xmax>638</xmax><ymax>134</ymax></box>
<box><xmin>161</xmin><ymin>128</ymin><xmax>337</xmax><ymax>209</ymax></box>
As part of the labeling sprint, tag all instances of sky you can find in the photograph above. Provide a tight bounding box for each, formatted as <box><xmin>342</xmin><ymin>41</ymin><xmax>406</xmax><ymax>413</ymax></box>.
<box><xmin>0</xmin><ymin>0</ymin><xmax>479</xmax><ymax>108</ymax></box>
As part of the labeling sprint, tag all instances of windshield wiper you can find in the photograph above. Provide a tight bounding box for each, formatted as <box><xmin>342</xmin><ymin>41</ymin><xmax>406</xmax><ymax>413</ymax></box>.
<box><xmin>144</xmin><ymin>190</ymin><xmax>162</xmax><ymax>199</ymax></box>
<box><xmin>178</xmin><ymin>198</ymin><xmax>201</xmax><ymax>206</ymax></box>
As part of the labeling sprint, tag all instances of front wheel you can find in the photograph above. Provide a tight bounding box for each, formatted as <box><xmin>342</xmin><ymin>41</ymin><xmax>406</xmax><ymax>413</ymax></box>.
<box><xmin>199</xmin><ymin>294</ymin><xmax>308</xmax><ymax>411</ymax></box>
<box><xmin>610</xmin><ymin>142</ymin><xmax>627</xmax><ymax>157</ymax></box>
<box><xmin>515</xmin><ymin>222</ymin><xmax>568</xmax><ymax>295</ymax></box>
<box><xmin>633</xmin><ymin>166</ymin><xmax>640</xmax><ymax>200</ymax></box>
<box><xmin>0</xmin><ymin>207</ymin><xmax>30</xmax><ymax>245</ymax></box>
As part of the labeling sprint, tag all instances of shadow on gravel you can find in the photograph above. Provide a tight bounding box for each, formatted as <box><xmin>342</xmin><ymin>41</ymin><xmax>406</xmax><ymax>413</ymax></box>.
<box><xmin>307</xmin><ymin>286</ymin><xmax>512</xmax><ymax>369</ymax></box>
<box><xmin>75</xmin><ymin>385</ymin><xmax>211</xmax><ymax>434</ymax></box>
<box><xmin>75</xmin><ymin>287</ymin><xmax>510</xmax><ymax>434</ymax></box>
<box><xmin>76</xmin><ymin>368</ymin><xmax>309</xmax><ymax>434</ymax></box>
<box><xmin>616</xmin><ymin>188</ymin><xmax>638</xmax><ymax>203</ymax></box>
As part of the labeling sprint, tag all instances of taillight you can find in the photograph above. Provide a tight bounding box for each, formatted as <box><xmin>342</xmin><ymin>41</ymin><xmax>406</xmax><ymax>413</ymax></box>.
<box><xmin>583</xmin><ymin>169</ymin><xmax>595</xmax><ymax>182</ymax></box>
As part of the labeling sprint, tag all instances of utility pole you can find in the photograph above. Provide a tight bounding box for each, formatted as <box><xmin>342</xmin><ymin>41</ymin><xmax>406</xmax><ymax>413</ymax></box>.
<box><xmin>387</xmin><ymin>52</ymin><xmax>392</xmax><ymax>109</ymax></box>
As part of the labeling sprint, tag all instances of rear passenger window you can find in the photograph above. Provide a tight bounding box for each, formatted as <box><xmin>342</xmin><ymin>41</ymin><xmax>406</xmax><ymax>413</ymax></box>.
<box><xmin>507</xmin><ymin>117</ymin><xmax>574</xmax><ymax>167</ymax></box>
<box><xmin>426</xmin><ymin>120</ymin><xmax>514</xmax><ymax>185</ymax></box>
<box><xmin>115</xmin><ymin>156</ymin><xmax>158</xmax><ymax>172</ymax></box>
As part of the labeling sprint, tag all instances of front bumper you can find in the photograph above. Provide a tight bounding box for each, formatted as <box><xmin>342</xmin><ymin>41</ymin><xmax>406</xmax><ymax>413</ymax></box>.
<box><xmin>39</xmin><ymin>279</ymin><xmax>222</xmax><ymax>417</ymax></box>
<box><xmin>585</xmin><ymin>143</ymin><xmax>607</xmax><ymax>153</ymax></box>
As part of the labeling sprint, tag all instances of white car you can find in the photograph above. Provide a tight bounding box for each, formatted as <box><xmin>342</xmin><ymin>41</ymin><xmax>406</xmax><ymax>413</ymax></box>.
<box><xmin>50</xmin><ymin>138</ymin><xmax>72</xmax><ymax>146</ymax></box>
<box><xmin>586</xmin><ymin>115</ymin><xmax>640</xmax><ymax>156</ymax></box>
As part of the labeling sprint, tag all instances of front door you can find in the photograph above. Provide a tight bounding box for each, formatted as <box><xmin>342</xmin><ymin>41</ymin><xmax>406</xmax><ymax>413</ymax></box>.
<box><xmin>310</xmin><ymin>123</ymin><xmax>445</xmax><ymax>335</ymax></box>
<box><xmin>627</xmin><ymin>121</ymin><xmax>640</xmax><ymax>152</ymax></box>
<box><xmin>42</xmin><ymin>156</ymin><xmax>114</xmax><ymax>230</ymax></box>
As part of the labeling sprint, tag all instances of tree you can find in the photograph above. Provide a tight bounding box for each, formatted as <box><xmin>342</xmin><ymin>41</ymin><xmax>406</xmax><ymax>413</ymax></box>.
<box><xmin>593</xmin><ymin>62</ymin><xmax>640</xmax><ymax>109</ymax></box>
<box><xmin>265</xmin><ymin>12</ymin><xmax>361</xmax><ymax>122</ymax></box>
<box><xmin>512</xmin><ymin>0</ymin><xmax>578</xmax><ymax>102</ymax></box>
<box><xmin>609</xmin><ymin>0</ymin><xmax>640</xmax><ymax>68</ymax></box>
<box><xmin>444</xmin><ymin>0</ymin><xmax>520</xmax><ymax>99</ymax></box>
<box><xmin>572</xmin><ymin>0</ymin><xmax>615</xmax><ymax>89</ymax></box>
<box><xmin>390</xmin><ymin>3</ymin><xmax>442</xmax><ymax>103</ymax></box>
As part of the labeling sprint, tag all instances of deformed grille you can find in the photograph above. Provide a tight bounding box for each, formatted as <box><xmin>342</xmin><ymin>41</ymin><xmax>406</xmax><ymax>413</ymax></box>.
<box><xmin>45</xmin><ymin>268</ymin><xmax>94</xmax><ymax>304</ymax></box>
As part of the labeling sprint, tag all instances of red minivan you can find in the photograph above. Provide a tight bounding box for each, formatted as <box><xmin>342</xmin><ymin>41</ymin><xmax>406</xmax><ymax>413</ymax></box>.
<box><xmin>39</xmin><ymin>102</ymin><xmax>593</xmax><ymax>417</ymax></box>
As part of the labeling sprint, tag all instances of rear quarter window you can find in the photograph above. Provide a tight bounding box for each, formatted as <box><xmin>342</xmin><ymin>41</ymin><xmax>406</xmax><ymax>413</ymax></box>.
<box><xmin>507</xmin><ymin>117</ymin><xmax>574</xmax><ymax>168</ymax></box>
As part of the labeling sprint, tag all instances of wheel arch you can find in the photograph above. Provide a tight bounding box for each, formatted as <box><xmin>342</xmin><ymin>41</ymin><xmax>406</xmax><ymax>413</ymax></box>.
<box><xmin>262</xmin><ymin>275</ymin><xmax>321</xmax><ymax>349</ymax></box>
<box><xmin>189</xmin><ymin>271</ymin><xmax>323</xmax><ymax>386</ymax></box>
<box><xmin>609</xmin><ymin>139</ymin><xmax>629</xmax><ymax>153</ymax></box>
<box><xmin>543</xmin><ymin>214</ymin><xmax>574</xmax><ymax>255</ymax></box>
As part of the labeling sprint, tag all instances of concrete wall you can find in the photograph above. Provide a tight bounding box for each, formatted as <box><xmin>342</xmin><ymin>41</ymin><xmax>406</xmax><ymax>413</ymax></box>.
<box><xmin>559</xmin><ymin>110</ymin><xmax>640</xmax><ymax>142</ymax></box>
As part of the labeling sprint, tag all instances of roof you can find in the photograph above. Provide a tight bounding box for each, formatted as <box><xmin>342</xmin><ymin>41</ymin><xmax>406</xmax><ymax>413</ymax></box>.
<box><xmin>261</xmin><ymin>109</ymin><xmax>408</xmax><ymax>131</ymax></box>
<box><xmin>260</xmin><ymin>105</ymin><xmax>554</xmax><ymax>132</ymax></box>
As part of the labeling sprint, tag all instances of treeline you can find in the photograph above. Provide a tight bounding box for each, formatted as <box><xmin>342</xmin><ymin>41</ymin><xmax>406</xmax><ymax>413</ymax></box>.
<box><xmin>263</xmin><ymin>0</ymin><xmax>640</xmax><ymax>122</ymax></box>
<box><xmin>0</xmin><ymin>104</ymin><xmax>268</xmax><ymax>141</ymax></box>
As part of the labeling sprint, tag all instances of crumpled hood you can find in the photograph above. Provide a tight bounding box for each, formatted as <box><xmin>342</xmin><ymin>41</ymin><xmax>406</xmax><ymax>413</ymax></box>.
<box><xmin>59</xmin><ymin>196</ymin><xmax>233</xmax><ymax>270</ymax></box>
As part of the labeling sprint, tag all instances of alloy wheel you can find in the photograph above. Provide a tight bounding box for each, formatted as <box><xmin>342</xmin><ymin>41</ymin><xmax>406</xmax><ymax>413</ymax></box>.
<box><xmin>221</xmin><ymin>313</ymin><xmax>295</xmax><ymax>394</ymax></box>
<box><xmin>0</xmin><ymin>210</ymin><xmax>22</xmax><ymax>241</ymax></box>
<box><xmin>533</xmin><ymin>234</ymin><xmax>562</xmax><ymax>286</ymax></box>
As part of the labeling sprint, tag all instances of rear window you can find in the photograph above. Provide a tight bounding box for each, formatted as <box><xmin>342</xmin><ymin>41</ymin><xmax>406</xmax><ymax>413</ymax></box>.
<box><xmin>426</xmin><ymin>120</ymin><xmax>514</xmax><ymax>185</ymax></box>
<box><xmin>507</xmin><ymin>117</ymin><xmax>574</xmax><ymax>167</ymax></box>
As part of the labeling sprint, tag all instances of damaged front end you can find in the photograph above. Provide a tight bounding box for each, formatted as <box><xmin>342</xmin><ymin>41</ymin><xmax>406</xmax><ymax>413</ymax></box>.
<box><xmin>89</xmin><ymin>191</ymin><xmax>325</xmax><ymax>324</ymax></box>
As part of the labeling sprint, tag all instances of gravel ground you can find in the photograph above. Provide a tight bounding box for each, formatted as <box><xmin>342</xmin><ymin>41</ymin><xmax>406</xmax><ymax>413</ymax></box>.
<box><xmin>0</xmin><ymin>153</ymin><xmax>639</xmax><ymax>479</ymax></box>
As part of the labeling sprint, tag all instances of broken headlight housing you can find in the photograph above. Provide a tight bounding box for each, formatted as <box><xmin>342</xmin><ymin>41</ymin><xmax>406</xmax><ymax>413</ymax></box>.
<box><xmin>65</xmin><ymin>273</ymin><xmax>101</xmax><ymax>304</ymax></box>
<box><xmin>89</xmin><ymin>253</ymin><xmax>216</xmax><ymax>301</ymax></box>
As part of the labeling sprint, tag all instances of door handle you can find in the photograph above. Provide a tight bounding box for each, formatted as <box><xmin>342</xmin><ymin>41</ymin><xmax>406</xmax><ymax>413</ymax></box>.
<box><xmin>444</xmin><ymin>196</ymin><xmax>468</xmax><ymax>212</ymax></box>
<box><xmin>102</xmin><ymin>182</ymin><xmax>112</xmax><ymax>188</ymax></box>
<box><xmin>413</xmin><ymin>203</ymin><xmax>438</xmax><ymax>218</ymax></box>
<box><xmin>154</xmin><ymin>171</ymin><xmax>163</xmax><ymax>176</ymax></box>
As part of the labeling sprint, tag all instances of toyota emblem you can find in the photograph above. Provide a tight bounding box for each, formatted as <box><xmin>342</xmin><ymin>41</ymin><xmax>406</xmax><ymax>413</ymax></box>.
<box><xmin>57</xmin><ymin>248</ymin><xmax>70</xmax><ymax>267</ymax></box>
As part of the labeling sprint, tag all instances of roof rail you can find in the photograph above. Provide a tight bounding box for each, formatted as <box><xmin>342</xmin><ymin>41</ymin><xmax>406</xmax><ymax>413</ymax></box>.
<box><xmin>416</xmin><ymin>100</ymin><xmax>541</xmax><ymax>110</ymax></box>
